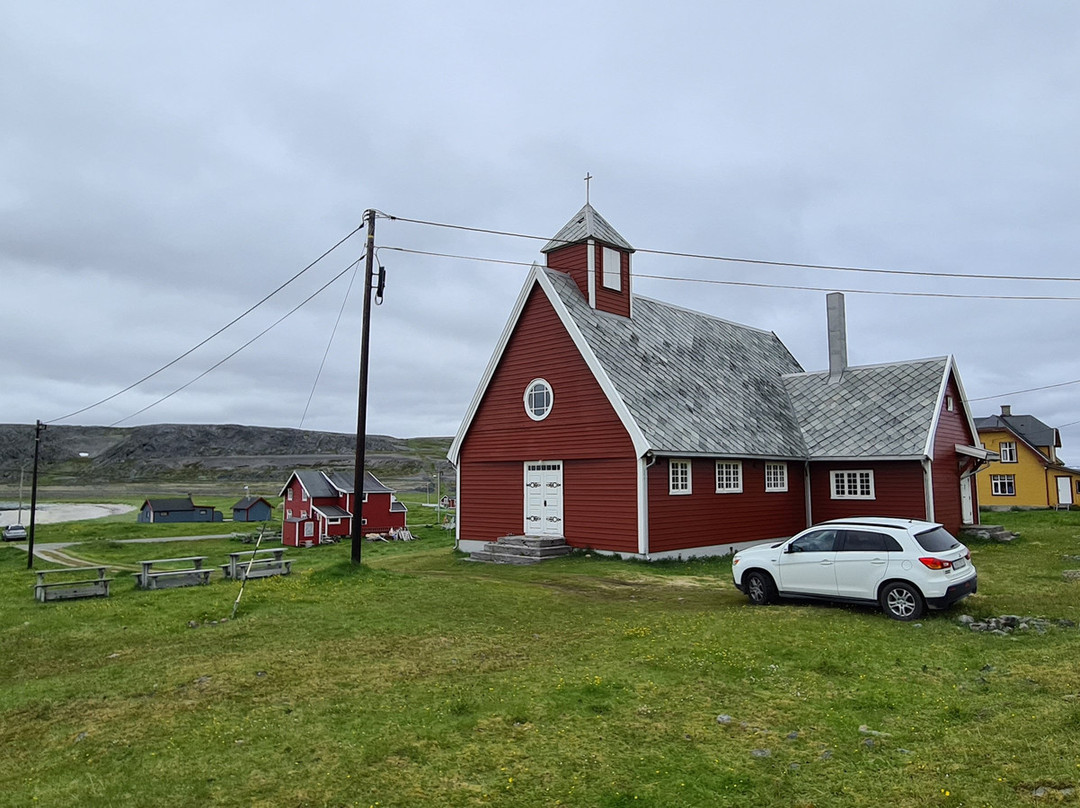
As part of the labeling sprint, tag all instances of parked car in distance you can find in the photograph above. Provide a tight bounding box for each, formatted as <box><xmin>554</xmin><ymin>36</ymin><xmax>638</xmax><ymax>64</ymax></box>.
<box><xmin>2</xmin><ymin>524</ymin><xmax>28</xmax><ymax>541</ymax></box>
<box><xmin>731</xmin><ymin>517</ymin><xmax>977</xmax><ymax>621</ymax></box>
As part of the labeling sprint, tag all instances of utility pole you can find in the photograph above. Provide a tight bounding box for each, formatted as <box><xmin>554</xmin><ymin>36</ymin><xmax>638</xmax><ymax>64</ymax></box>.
<box><xmin>27</xmin><ymin>420</ymin><xmax>44</xmax><ymax>570</ymax></box>
<box><xmin>351</xmin><ymin>209</ymin><xmax>378</xmax><ymax>564</ymax></box>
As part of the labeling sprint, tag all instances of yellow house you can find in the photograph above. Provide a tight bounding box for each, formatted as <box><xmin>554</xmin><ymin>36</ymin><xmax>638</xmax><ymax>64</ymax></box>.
<box><xmin>975</xmin><ymin>405</ymin><xmax>1080</xmax><ymax>509</ymax></box>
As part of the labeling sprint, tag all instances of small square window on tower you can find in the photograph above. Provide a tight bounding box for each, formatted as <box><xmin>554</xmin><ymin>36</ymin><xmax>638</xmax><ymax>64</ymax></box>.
<box><xmin>602</xmin><ymin>246</ymin><xmax>621</xmax><ymax>291</ymax></box>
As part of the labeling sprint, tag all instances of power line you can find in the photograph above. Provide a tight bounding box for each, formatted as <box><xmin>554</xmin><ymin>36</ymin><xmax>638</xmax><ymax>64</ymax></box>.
<box><xmin>380</xmin><ymin>245</ymin><xmax>1080</xmax><ymax>302</ymax></box>
<box><xmin>49</xmin><ymin>222</ymin><xmax>366</xmax><ymax>424</ymax></box>
<box><xmin>298</xmin><ymin>257</ymin><xmax>363</xmax><ymax>430</ymax></box>
<box><xmin>968</xmin><ymin>377</ymin><xmax>1080</xmax><ymax>402</ymax></box>
<box><xmin>109</xmin><ymin>259</ymin><xmax>359</xmax><ymax>426</ymax></box>
<box><xmin>384</xmin><ymin>213</ymin><xmax>1080</xmax><ymax>284</ymax></box>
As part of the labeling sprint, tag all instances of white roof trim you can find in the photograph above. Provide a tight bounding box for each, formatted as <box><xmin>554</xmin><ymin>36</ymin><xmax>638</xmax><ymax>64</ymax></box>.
<box><xmin>923</xmin><ymin>355</ymin><xmax>983</xmax><ymax>461</ymax></box>
<box><xmin>956</xmin><ymin>444</ymin><xmax>998</xmax><ymax>461</ymax></box>
<box><xmin>447</xmin><ymin>264</ymin><xmax>649</xmax><ymax>464</ymax></box>
<box><xmin>278</xmin><ymin>470</ymin><xmax>304</xmax><ymax>498</ymax></box>
<box><xmin>922</xmin><ymin>356</ymin><xmax>952</xmax><ymax>459</ymax></box>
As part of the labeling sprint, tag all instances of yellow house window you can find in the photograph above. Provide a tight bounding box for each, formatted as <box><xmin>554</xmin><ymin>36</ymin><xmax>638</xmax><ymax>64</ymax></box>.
<box><xmin>999</xmin><ymin>441</ymin><xmax>1017</xmax><ymax>463</ymax></box>
<box><xmin>991</xmin><ymin>475</ymin><xmax>1016</xmax><ymax>496</ymax></box>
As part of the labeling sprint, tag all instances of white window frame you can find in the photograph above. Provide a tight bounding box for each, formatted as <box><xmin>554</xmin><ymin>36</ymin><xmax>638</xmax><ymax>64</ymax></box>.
<box><xmin>524</xmin><ymin>378</ymin><xmax>554</xmax><ymax>421</ymax></box>
<box><xmin>714</xmin><ymin>461</ymin><xmax>743</xmax><ymax>493</ymax></box>
<box><xmin>303</xmin><ymin>522</ymin><xmax>314</xmax><ymax>537</ymax></box>
<box><xmin>669</xmin><ymin>460</ymin><xmax>691</xmax><ymax>495</ymax></box>
<box><xmin>999</xmin><ymin>441</ymin><xmax>1017</xmax><ymax>463</ymax></box>
<box><xmin>602</xmin><ymin>246</ymin><xmax>621</xmax><ymax>291</ymax></box>
<box><xmin>287</xmin><ymin>489</ymin><xmax>294</xmax><ymax>501</ymax></box>
<box><xmin>991</xmin><ymin>474</ymin><xmax>1016</xmax><ymax>496</ymax></box>
<box><xmin>830</xmin><ymin>469</ymin><xmax>875</xmax><ymax>500</ymax></box>
<box><xmin>765</xmin><ymin>462</ymin><xmax>788</xmax><ymax>493</ymax></box>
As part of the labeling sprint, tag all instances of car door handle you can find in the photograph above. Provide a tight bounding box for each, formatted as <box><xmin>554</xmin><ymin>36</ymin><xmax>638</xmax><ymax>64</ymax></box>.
<box><xmin>819</xmin><ymin>560</ymin><xmax>833</xmax><ymax>566</ymax></box>
<box><xmin>870</xmin><ymin>559</ymin><xmax>886</xmax><ymax>565</ymax></box>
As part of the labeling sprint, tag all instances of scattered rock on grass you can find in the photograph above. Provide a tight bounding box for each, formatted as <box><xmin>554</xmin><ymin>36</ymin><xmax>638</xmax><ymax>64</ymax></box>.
<box><xmin>958</xmin><ymin>615</ymin><xmax>1075</xmax><ymax>634</ymax></box>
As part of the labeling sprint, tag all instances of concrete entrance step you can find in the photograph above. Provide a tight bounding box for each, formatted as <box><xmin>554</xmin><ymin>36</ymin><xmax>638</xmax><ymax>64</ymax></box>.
<box><xmin>961</xmin><ymin>524</ymin><xmax>1018</xmax><ymax>543</ymax></box>
<box><xmin>468</xmin><ymin>535</ymin><xmax>572</xmax><ymax>565</ymax></box>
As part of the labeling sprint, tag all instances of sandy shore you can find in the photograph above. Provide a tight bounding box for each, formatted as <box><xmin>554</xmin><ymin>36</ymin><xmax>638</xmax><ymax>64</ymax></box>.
<box><xmin>0</xmin><ymin>503</ymin><xmax>135</xmax><ymax>525</ymax></box>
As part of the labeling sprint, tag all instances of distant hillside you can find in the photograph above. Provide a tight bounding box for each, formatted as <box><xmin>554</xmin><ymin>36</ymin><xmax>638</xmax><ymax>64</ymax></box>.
<box><xmin>0</xmin><ymin>424</ymin><xmax>453</xmax><ymax>493</ymax></box>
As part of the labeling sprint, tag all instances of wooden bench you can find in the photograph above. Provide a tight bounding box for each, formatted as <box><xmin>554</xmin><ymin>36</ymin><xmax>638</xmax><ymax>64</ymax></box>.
<box><xmin>135</xmin><ymin>556</ymin><xmax>211</xmax><ymax>589</ymax></box>
<box><xmin>222</xmin><ymin>549</ymin><xmax>292</xmax><ymax>581</ymax></box>
<box><xmin>34</xmin><ymin>566</ymin><xmax>113</xmax><ymax>603</ymax></box>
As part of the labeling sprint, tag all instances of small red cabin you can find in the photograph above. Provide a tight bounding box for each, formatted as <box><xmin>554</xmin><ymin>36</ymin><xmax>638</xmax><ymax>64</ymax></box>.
<box><xmin>278</xmin><ymin>469</ymin><xmax>406</xmax><ymax>547</ymax></box>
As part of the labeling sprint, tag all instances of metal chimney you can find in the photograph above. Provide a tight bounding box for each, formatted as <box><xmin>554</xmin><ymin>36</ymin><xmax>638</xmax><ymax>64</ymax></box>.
<box><xmin>826</xmin><ymin>292</ymin><xmax>848</xmax><ymax>384</ymax></box>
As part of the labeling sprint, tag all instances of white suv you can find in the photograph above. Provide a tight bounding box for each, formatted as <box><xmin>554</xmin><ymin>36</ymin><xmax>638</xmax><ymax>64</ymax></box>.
<box><xmin>731</xmin><ymin>517</ymin><xmax>977</xmax><ymax>620</ymax></box>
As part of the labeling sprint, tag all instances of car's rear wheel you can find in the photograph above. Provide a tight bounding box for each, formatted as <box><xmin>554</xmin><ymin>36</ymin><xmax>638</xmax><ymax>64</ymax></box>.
<box><xmin>879</xmin><ymin>581</ymin><xmax>925</xmax><ymax>621</ymax></box>
<box><xmin>744</xmin><ymin>570</ymin><xmax>777</xmax><ymax>605</ymax></box>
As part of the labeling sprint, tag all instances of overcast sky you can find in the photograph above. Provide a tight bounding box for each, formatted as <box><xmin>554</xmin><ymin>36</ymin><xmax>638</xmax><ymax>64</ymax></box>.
<box><xmin>3</xmin><ymin>2</ymin><xmax>1080</xmax><ymax>462</ymax></box>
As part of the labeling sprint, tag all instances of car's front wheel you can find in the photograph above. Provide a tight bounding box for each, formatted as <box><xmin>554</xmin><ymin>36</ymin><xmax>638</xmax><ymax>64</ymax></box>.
<box><xmin>879</xmin><ymin>581</ymin><xmax>925</xmax><ymax>621</ymax></box>
<box><xmin>744</xmin><ymin>570</ymin><xmax>777</xmax><ymax>605</ymax></box>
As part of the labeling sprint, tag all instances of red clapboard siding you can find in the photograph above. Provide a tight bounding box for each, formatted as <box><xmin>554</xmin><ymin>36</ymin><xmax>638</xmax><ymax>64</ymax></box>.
<box><xmin>461</xmin><ymin>286</ymin><xmax>633</xmax><ymax>460</ymax></box>
<box><xmin>809</xmin><ymin>460</ymin><xmax>927</xmax><ymax>524</ymax></box>
<box><xmin>592</xmin><ymin>249</ymin><xmax>631</xmax><ymax>318</ymax></box>
<box><xmin>647</xmin><ymin>458</ymin><xmax>807</xmax><ymax>552</ymax></box>
<box><xmin>546</xmin><ymin>245</ymin><xmax>590</xmax><ymax>300</ymax></box>
<box><xmin>458</xmin><ymin>460</ymin><xmax>526</xmax><ymax>540</ymax></box>
<box><xmin>545</xmin><ymin>245</ymin><xmax>631</xmax><ymax>318</ymax></box>
<box><xmin>458</xmin><ymin>285</ymin><xmax>637</xmax><ymax>547</ymax></box>
<box><xmin>931</xmin><ymin>373</ymin><xmax>976</xmax><ymax>533</ymax></box>
<box><xmin>564</xmin><ymin>458</ymin><xmax>639</xmax><ymax>554</ymax></box>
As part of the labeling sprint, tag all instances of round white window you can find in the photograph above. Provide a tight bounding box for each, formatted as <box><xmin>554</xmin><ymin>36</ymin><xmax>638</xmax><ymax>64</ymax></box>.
<box><xmin>524</xmin><ymin>378</ymin><xmax>554</xmax><ymax>421</ymax></box>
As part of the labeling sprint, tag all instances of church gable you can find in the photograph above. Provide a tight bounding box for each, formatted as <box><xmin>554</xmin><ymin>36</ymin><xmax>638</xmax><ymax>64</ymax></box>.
<box><xmin>460</xmin><ymin>284</ymin><xmax>634</xmax><ymax>462</ymax></box>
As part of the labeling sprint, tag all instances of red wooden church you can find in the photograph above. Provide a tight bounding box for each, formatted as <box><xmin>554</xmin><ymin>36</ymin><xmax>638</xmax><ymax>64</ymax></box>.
<box><xmin>278</xmin><ymin>469</ymin><xmax>407</xmax><ymax>547</ymax></box>
<box><xmin>448</xmin><ymin>204</ymin><xmax>995</xmax><ymax>559</ymax></box>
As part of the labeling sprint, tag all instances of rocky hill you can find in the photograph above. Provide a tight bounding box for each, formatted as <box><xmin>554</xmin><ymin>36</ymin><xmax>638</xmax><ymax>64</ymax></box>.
<box><xmin>0</xmin><ymin>423</ymin><xmax>453</xmax><ymax>493</ymax></box>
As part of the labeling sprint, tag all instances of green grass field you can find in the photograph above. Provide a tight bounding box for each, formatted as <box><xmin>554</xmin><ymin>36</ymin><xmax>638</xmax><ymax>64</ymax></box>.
<box><xmin>2</xmin><ymin>509</ymin><xmax>1078</xmax><ymax>807</ymax></box>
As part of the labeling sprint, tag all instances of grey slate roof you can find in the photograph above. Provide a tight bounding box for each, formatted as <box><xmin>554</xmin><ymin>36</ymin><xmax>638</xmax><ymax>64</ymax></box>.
<box><xmin>544</xmin><ymin>268</ymin><xmax>807</xmax><ymax>456</ymax></box>
<box><xmin>974</xmin><ymin>413</ymin><xmax>1059</xmax><ymax>451</ymax></box>
<box><xmin>284</xmin><ymin>469</ymin><xmax>394</xmax><ymax>498</ymax></box>
<box><xmin>541</xmin><ymin>204</ymin><xmax>635</xmax><ymax>253</ymax></box>
<box><xmin>312</xmin><ymin>504</ymin><xmax>351</xmax><ymax>519</ymax></box>
<box><xmin>292</xmin><ymin>470</ymin><xmax>338</xmax><ymax>498</ymax></box>
<box><xmin>782</xmin><ymin>357</ymin><xmax>949</xmax><ymax>459</ymax></box>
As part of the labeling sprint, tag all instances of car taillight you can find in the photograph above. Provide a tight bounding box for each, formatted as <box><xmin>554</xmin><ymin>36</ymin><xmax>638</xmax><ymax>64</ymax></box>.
<box><xmin>919</xmin><ymin>557</ymin><xmax>953</xmax><ymax>570</ymax></box>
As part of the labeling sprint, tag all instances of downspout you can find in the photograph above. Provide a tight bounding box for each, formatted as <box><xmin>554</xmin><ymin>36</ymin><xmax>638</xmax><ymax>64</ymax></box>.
<box><xmin>923</xmin><ymin>458</ymin><xmax>934</xmax><ymax>522</ymax></box>
<box><xmin>454</xmin><ymin>464</ymin><xmax>461</xmax><ymax>551</ymax></box>
<box><xmin>803</xmin><ymin>461</ymin><xmax>812</xmax><ymax>527</ymax></box>
<box><xmin>639</xmin><ymin>452</ymin><xmax>656</xmax><ymax>557</ymax></box>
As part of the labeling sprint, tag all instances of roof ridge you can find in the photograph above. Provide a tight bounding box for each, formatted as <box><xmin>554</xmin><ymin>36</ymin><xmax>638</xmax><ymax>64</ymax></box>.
<box><xmin>782</xmin><ymin>355</ymin><xmax>949</xmax><ymax>379</ymax></box>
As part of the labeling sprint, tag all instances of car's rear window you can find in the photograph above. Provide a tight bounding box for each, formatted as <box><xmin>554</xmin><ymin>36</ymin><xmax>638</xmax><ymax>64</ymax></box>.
<box><xmin>915</xmin><ymin>527</ymin><xmax>961</xmax><ymax>552</ymax></box>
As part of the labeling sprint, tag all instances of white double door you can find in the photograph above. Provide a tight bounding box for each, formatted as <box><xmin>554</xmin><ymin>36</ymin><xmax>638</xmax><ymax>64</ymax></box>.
<box><xmin>524</xmin><ymin>461</ymin><xmax>564</xmax><ymax>536</ymax></box>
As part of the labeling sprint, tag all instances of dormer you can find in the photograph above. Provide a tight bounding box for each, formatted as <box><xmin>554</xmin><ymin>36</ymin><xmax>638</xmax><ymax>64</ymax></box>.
<box><xmin>541</xmin><ymin>203</ymin><xmax>635</xmax><ymax>318</ymax></box>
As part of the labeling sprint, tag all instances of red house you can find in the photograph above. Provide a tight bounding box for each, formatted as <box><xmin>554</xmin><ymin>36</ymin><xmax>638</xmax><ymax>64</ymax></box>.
<box><xmin>448</xmin><ymin>204</ymin><xmax>994</xmax><ymax>560</ymax></box>
<box><xmin>278</xmin><ymin>470</ymin><xmax>407</xmax><ymax>547</ymax></box>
